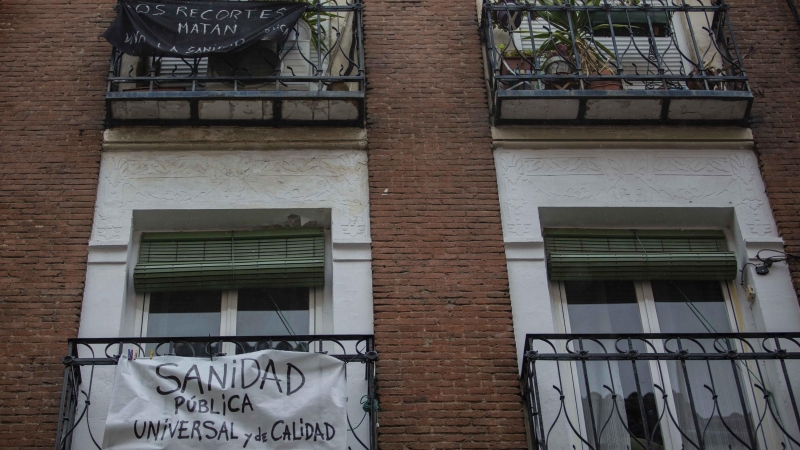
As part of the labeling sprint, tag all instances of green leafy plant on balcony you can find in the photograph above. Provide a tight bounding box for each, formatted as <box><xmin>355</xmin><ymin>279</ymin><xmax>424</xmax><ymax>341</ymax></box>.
<box><xmin>492</xmin><ymin>0</ymin><xmax>640</xmax><ymax>86</ymax></box>
<box><xmin>255</xmin><ymin>0</ymin><xmax>337</xmax><ymax>52</ymax></box>
<box><xmin>497</xmin><ymin>44</ymin><xmax>535</xmax><ymax>59</ymax></box>
<box><xmin>532</xmin><ymin>0</ymin><xmax>620</xmax><ymax>76</ymax></box>
<box><xmin>533</xmin><ymin>0</ymin><xmax>649</xmax><ymax>81</ymax></box>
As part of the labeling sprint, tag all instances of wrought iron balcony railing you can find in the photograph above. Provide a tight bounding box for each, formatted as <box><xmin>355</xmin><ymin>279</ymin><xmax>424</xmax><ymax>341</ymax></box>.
<box><xmin>56</xmin><ymin>334</ymin><xmax>377</xmax><ymax>450</ymax></box>
<box><xmin>106</xmin><ymin>0</ymin><xmax>364</xmax><ymax>125</ymax></box>
<box><xmin>481</xmin><ymin>0</ymin><xmax>753</xmax><ymax>123</ymax></box>
<box><xmin>522</xmin><ymin>333</ymin><xmax>800</xmax><ymax>450</ymax></box>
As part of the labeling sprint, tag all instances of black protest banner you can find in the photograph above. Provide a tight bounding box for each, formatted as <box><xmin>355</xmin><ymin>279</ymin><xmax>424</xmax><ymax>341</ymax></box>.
<box><xmin>102</xmin><ymin>0</ymin><xmax>308</xmax><ymax>57</ymax></box>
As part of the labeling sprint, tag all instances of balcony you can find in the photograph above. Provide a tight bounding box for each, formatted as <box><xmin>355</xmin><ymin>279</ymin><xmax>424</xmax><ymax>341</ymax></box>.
<box><xmin>106</xmin><ymin>0</ymin><xmax>364</xmax><ymax>126</ymax></box>
<box><xmin>55</xmin><ymin>335</ymin><xmax>377</xmax><ymax>450</ymax></box>
<box><xmin>481</xmin><ymin>0</ymin><xmax>753</xmax><ymax>124</ymax></box>
<box><xmin>522</xmin><ymin>333</ymin><xmax>800</xmax><ymax>449</ymax></box>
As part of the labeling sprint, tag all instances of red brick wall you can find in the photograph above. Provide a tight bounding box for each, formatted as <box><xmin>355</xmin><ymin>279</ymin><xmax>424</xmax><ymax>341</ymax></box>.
<box><xmin>362</xmin><ymin>0</ymin><xmax>527</xmax><ymax>448</ymax></box>
<box><xmin>0</xmin><ymin>1</ymin><xmax>108</xmax><ymax>448</ymax></box>
<box><xmin>727</xmin><ymin>0</ymin><xmax>800</xmax><ymax>294</ymax></box>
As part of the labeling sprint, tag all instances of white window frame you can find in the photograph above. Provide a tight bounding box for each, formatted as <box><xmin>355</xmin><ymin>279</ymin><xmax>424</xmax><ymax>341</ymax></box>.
<box><xmin>549</xmin><ymin>279</ymin><xmax>777</xmax><ymax>450</ymax></box>
<box><xmin>135</xmin><ymin>288</ymin><xmax>321</xmax><ymax>347</ymax></box>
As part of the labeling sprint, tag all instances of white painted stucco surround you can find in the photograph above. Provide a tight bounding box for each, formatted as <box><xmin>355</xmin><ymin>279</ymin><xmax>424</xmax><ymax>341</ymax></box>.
<box><xmin>494</xmin><ymin>139</ymin><xmax>800</xmax><ymax>449</ymax></box>
<box><xmin>495</xmin><ymin>145</ymin><xmax>800</xmax><ymax>362</ymax></box>
<box><xmin>75</xmin><ymin>146</ymin><xmax>373</xmax><ymax>448</ymax></box>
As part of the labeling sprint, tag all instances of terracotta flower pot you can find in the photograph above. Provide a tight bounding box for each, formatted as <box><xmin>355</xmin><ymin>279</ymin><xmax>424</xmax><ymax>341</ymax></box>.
<box><xmin>588</xmin><ymin>68</ymin><xmax>623</xmax><ymax>90</ymax></box>
<box><xmin>500</xmin><ymin>56</ymin><xmax>534</xmax><ymax>76</ymax></box>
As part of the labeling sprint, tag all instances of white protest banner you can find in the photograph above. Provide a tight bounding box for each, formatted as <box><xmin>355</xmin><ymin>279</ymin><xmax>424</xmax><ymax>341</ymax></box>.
<box><xmin>102</xmin><ymin>349</ymin><xmax>347</xmax><ymax>449</ymax></box>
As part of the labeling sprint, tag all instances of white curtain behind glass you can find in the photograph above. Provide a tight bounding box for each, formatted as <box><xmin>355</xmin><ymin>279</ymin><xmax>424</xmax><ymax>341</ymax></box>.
<box><xmin>565</xmin><ymin>281</ymin><xmax>665</xmax><ymax>450</ymax></box>
<box><xmin>652</xmin><ymin>281</ymin><xmax>751</xmax><ymax>450</ymax></box>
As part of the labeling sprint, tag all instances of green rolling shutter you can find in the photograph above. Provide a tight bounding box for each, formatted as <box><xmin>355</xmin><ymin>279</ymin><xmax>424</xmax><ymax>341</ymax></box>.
<box><xmin>134</xmin><ymin>228</ymin><xmax>325</xmax><ymax>293</ymax></box>
<box><xmin>544</xmin><ymin>229</ymin><xmax>737</xmax><ymax>281</ymax></box>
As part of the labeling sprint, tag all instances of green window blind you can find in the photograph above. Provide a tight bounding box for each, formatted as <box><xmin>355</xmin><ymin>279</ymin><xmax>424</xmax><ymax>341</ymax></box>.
<box><xmin>134</xmin><ymin>228</ymin><xmax>325</xmax><ymax>293</ymax></box>
<box><xmin>544</xmin><ymin>229</ymin><xmax>737</xmax><ymax>281</ymax></box>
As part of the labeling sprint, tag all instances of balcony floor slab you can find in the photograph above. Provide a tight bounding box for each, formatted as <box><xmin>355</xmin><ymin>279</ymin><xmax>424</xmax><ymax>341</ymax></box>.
<box><xmin>496</xmin><ymin>89</ymin><xmax>753</xmax><ymax>124</ymax></box>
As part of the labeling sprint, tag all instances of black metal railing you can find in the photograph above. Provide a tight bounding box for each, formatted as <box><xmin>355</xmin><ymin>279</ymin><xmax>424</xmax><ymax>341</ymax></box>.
<box><xmin>106</xmin><ymin>0</ymin><xmax>364</xmax><ymax>124</ymax></box>
<box><xmin>481</xmin><ymin>0</ymin><xmax>753</xmax><ymax>122</ymax></box>
<box><xmin>56</xmin><ymin>334</ymin><xmax>377</xmax><ymax>450</ymax></box>
<box><xmin>483</xmin><ymin>0</ymin><xmax>749</xmax><ymax>92</ymax></box>
<box><xmin>522</xmin><ymin>333</ymin><xmax>800</xmax><ymax>450</ymax></box>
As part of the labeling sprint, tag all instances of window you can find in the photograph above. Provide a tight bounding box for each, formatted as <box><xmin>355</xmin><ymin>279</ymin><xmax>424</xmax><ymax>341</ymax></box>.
<box><xmin>546</xmin><ymin>229</ymin><xmax>753</xmax><ymax>450</ymax></box>
<box><xmin>137</xmin><ymin>287</ymin><xmax>319</xmax><ymax>356</ymax></box>
<box><xmin>554</xmin><ymin>279</ymin><xmax>745</xmax><ymax>450</ymax></box>
<box><xmin>132</xmin><ymin>228</ymin><xmax>325</xmax><ymax>356</ymax></box>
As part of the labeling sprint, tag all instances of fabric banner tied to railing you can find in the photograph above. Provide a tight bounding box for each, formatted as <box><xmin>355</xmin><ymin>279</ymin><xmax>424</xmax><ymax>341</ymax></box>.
<box><xmin>103</xmin><ymin>349</ymin><xmax>347</xmax><ymax>449</ymax></box>
<box><xmin>544</xmin><ymin>229</ymin><xmax>737</xmax><ymax>281</ymax></box>
<box><xmin>102</xmin><ymin>0</ymin><xmax>307</xmax><ymax>57</ymax></box>
<box><xmin>134</xmin><ymin>228</ymin><xmax>325</xmax><ymax>292</ymax></box>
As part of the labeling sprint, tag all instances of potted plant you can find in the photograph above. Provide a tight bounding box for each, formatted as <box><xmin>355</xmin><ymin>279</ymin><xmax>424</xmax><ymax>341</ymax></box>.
<box><xmin>499</xmin><ymin>45</ymin><xmax>536</xmax><ymax>76</ymax></box>
<box><xmin>490</xmin><ymin>0</ymin><xmax>537</xmax><ymax>33</ymax></box>
<box><xmin>254</xmin><ymin>0</ymin><xmax>335</xmax><ymax>53</ymax></box>
<box><xmin>532</xmin><ymin>0</ymin><xmax>624</xmax><ymax>90</ymax></box>
<box><xmin>687</xmin><ymin>63</ymin><xmax>724</xmax><ymax>91</ymax></box>
<box><xmin>588</xmin><ymin>61</ymin><xmax>623</xmax><ymax>90</ymax></box>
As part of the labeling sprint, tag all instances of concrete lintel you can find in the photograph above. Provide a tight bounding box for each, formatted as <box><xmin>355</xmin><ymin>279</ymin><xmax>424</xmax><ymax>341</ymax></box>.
<box><xmin>492</xmin><ymin>125</ymin><xmax>754</xmax><ymax>150</ymax></box>
<box><xmin>103</xmin><ymin>127</ymin><xmax>368</xmax><ymax>151</ymax></box>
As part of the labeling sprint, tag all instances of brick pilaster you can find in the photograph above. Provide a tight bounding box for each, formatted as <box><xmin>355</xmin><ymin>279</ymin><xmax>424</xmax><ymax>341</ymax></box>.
<box><xmin>362</xmin><ymin>0</ymin><xmax>528</xmax><ymax>447</ymax></box>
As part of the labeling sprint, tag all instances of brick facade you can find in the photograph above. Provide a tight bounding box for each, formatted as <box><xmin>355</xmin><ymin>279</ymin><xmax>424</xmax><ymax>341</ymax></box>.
<box><xmin>363</xmin><ymin>0</ymin><xmax>527</xmax><ymax>448</ymax></box>
<box><xmin>0</xmin><ymin>1</ymin><xmax>110</xmax><ymax>448</ymax></box>
<box><xmin>728</xmin><ymin>0</ymin><xmax>800</xmax><ymax>294</ymax></box>
<box><xmin>2</xmin><ymin>0</ymin><xmax>800</xmax><ymax>448</ymax></box>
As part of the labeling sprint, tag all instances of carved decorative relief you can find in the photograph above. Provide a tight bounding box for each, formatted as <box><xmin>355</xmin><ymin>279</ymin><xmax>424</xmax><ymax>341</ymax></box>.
<box><xmin>496</xmin><ymin>150</ymin><xmax>775</xmax><ymax>238</ymax></box>
<box><xmin>93</xmin><ymin>150</ymin><xmax>370</xmax><ymax>243</ymax></box>
<box><xmin>730</xmin><ymin>153</ymin><xmax>773</xmax><ymax>236</ymax></box>
<box><xmin>340</xmin><ymin>214</ymin><xmax>368</xmax><ymax>238</ymax></box>
<box><xmin>504</xmin><ymin>199</ymin><xmax>532</xmax><ymax>237</ymax></box>
<box><xmin>92</xmin><ymin>210</ymin><xmax>127</xmax><ymax>243</ymax></box>
<box><xmin>652</xmin><ymin>157</ymin><xmax>733</xmax><ymax>176</ymax></box>
<box><xmin>526</xmin><ymin>157</ymin><xmax>605</xmax><ymax>176</ymax></box>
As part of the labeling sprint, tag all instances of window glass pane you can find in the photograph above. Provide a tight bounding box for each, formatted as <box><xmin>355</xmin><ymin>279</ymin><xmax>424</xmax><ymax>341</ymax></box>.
<box><xmin>564</xmin><ymin>281</ymin><xmax>663</xmax><ymax>450</ymax></box>
<box><xmin>651</xmin><ymin>280</ymin><xmax>731</xmax><ymax>333</ymax></box>
<box><xmin>565</xmin><ymin>280</ymin><xmax>642</xmax><ymax>334</ymax></box>
<box><xmin>236</xmin><ymin>288</ymin><xmax>309</xmax><ymax>353</ymax></box>
<box><xmin>652</xmin><ymin>281</ymin><xmax>749</xmax><ymax>450</ymax></box>
<box><xmin>146</xmin><ymin>291</ymin><xmax>222</xmax><ymax>357</ymax></box>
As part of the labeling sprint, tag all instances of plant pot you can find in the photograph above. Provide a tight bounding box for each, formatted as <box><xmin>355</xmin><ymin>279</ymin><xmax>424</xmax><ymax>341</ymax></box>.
<box><xmin>588</xmin><ymin>69</ymin><xmax>624</xmax><ymax>90</ymax></box>
<box><xmin>494</xmin><ymin>0</ymin><xmax>533</xmax><ymax>31</ymax></box>
<box><xmin>500</xmin><ymin>56</ymin><xmax>534</xmax><ymax>76</ymax></box>
<box><xmin>542</xmin><ymin>55</ymin><xmax>578</xmax><ymax>90</ymax></box>
<box><xmin>686</xmin><ymin>67</ymin><xmax>727</xmax><ymax>91</ymax></box>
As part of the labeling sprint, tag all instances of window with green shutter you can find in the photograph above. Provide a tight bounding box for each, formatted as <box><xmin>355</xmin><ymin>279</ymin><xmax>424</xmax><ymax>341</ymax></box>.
<box><xmin>134</xmin><ymin>228</ymin><xmax>325</xmax><ymax>293</ymax></box>
<box><xmin>543</xmin><ymin>229</ymin><xmax>737</xmax><ymax>281</ymax></box>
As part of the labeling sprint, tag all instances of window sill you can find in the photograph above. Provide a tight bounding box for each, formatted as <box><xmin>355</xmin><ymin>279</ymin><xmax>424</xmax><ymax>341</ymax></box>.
<box><xmin>490</xmin><ymin>123</ymin><xmax>754</xmax><ymax>150</ymax></box>
<box><xmin>102</xmin><ymin>125</ymin><xmax>368</xmax><ymax>152</ymax></box>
